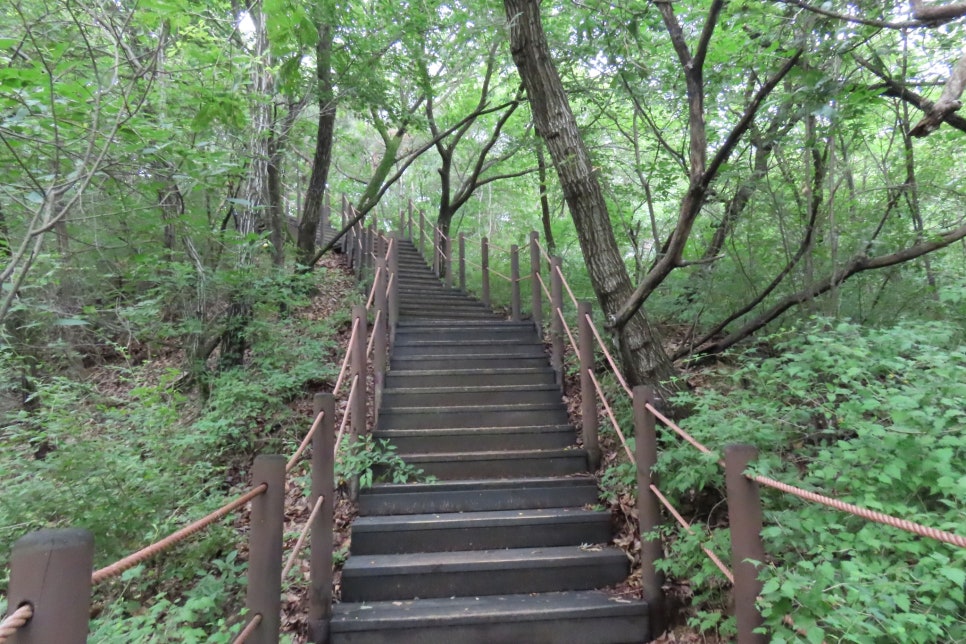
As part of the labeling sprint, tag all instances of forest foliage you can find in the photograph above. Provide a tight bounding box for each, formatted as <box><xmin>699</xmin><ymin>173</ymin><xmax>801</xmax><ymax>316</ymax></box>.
<box><xmin>1</xmin><ymin>0</ymin><xmax>965</xmax><ymax>640</ymax></box>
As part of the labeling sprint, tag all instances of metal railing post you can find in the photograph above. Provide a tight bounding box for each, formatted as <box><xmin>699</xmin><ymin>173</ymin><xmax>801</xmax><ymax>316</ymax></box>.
<box><xmin>634</xmin><ymin>386</ymin><xmax>666</xmax><ymax>638</ymax></box>
<box><xmin>247</xmin><ymin>455</ymin><xmax>285</xmax><ymax>644</ymax></box>
<box><xmin>307</xmin><ymin>393</ymin><xmax>335</xmax><ymax>643</ymax></box>
<box><xmin>481</xmin><ymin>237</ymin><xmax>490</xmax><ymax>309</ymax></box>
<box><xmin>725</xmin><ymin>444</ymin><xmax>768</xmax><ymax>644</ymax></box>
<box><xmin>529</xmin><ymin>231</ymin><xmax>542</xmax><ymax>333</ymax></box>
<box><xmin>578</xmin><ymin>302</ymin><xmax>600</xmax><ymax>469</ymax></box>
<box><xmin>7</xmin><ymin>529</ymin><xmax>94</xmax><ymax>644</ymax></box>
<box><xmin>510</xmin><ymin>244</ymin><xmax>521</xmax><ymax>321</ymax></box>
<box><xmin>458</xmin><ymin>233</ymin><xmax>466</xmax><ymax>291</ymax></box>
<box><xmin>549</xmin><ymin>256</ymin><xmax>564</xmax><ymax>387</ymax></box>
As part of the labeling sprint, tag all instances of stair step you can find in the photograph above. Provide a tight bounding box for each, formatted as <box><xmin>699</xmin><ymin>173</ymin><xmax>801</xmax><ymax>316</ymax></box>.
<box><xmin>395</xmin><ymin>326</ymin><xmax>535</xmax><ymax>343</ymax></box>
<box><xmin>386</xmin><ymin>368</ymin><xmax>555</xmax><ymax>388</ymax></box>
<box><xmin>358</xmin><ymin>476</ymin><xmax>600</xmax><ymax>515</ymax></box>
<box><xmin>383</xmin><ymin>448</ymin><xmax>588</xmax><ymax>479</ymax></box>
<box><xmin>351</xmin><ymin>508</ymin><xmax>612</xmax><ymax>554</ymax></box>
<box><xmin>378</xmin><ymin>402</ymin><xmax>570</xmax><ymax>429</ymax></box>
<box><xmin>330</xmin><ymin>591</ymin><xmax>650</xmax><ymax>644</ymax></box>
<box><xmin>340</xmin><ymin>546</ymin><xmax>629</xmax><ymax>602</ymax></box>
<box><xmin>373</xmin><ymin>424</ymin><xmax>575</xmax><ymax>452</ymax></box>
<box><xmin>391</xmin><ymin>354</ymin><xmax>550</xmax><ymax>370</ymax></box>
<box><xmin>392</xmin><ymin>343</ymin><xmax>546</xmax><ymax>359</ymax></box>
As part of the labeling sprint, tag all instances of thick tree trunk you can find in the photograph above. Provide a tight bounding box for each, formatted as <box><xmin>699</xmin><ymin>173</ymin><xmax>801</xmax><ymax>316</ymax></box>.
<box><xmin>536</xmin><ymin>141</ymin><xmax>556</xmax><ymax>257</ymax></box>
<box><xmin>503</xmin><ymin>0</ymin><xmax>680</xmax><ymax>401</ymax></box>
<box><xmin>297</xmin><ymin>22</ymin><xmax>336</xmax><ymax>268</ymax></box>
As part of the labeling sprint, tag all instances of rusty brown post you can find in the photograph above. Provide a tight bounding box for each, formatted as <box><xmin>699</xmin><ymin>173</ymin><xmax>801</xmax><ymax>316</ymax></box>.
<box><xmin>634</xmin><ymin>386</ymin><xmax>667</xmax><ymax>638</ymax></box>
<box><xmin>725</xmin><ymin>444</ymin><xmax>767</xmax><ymax>644</ymax></box>
<box><xmin>549</xmin><ymin>257</ymin><xmax>564</xmax><ymax>387</ymax></box>
<box><xmin>351</xmin><ymin>304</ymin><xmax>367</xmax><ymax>442</ymax></box>
<box><xmin>407</xmin><ymin>200</ymin><xmax>414</xmax><ymax>240</ymax></box>
<box><xmin>458</xmin><ymin>233</ymin><xmax>466</xmax><ymax>291</ymax></box>
<box><xmin>444</xmin><ymin>233</ymin><xmax>453</xmax><ymax>289</ymax></box>
<box><xmin>247</xmin><ymin>454</ymin><xmax>285</xmax><ymax>644</ymax></box>
<box><xmin>510</xmin><ymin>244</ymin><xmax>521</xmax><ymax>321</ymax></box>
<box><xmin>7</xmin><ymin>529</ymin><xmax>94</xmax><ymax>644</ymax></box>
<box><xmin>419</xmin><ymin>210</ymin><xmax>426</xmax><ymax>257</ymax></box>
<box><xmin>307</xmin><ymin>394</ymin><xmax>335</xmax><ymax>643</ymax></box>
<box><xmin>481</xmin><ymin>237</ymin><xmax>490</xmax><ymax>309</ymax></box>
<box><xmin>433</xmin><ymin>226</ymin><xmax>441</xmax><ymax>277</ymax></box>
<box><xmin>529</xmin><ymin>231</ymin><xmax>542</xmax><ymax>334</ymax></box>
<box><xmin>374</xmin><ymin>256</ymin><xmax>388</xmax><ymax>418</ymax></box>
<box><xmin>388</xmin><ymin>233</ymin><xmax>399</xmax><ymax>349</ymax></box>
<box><xmin>578</xmin><ymin>302</ymin><xmax>600</xmax><ymax>470</ymax></box>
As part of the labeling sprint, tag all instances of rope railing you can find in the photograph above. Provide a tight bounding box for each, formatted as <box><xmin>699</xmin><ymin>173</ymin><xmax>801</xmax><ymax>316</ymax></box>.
<box><xmin>536</xmin><ymin>272</ymin><xmax>551</xmax><ymax>301</ymax></box>
<box><xmin>281</xmin><ymin>494</ymin><xmax>326</xmax><ymax>581</ymax></box>
<box><xmin>232</xmin><ymin>613</ymin><xmax>262</xmax><ymax>644</ymax></box>
<box><xmin>588</xmin><ymin>371</ymin><xmax>634</xmax><ymax>463</ymax></box>
<box><xmin>0</xmin><ymin>604</ymin><xmax>32</xmax><ymax>644</ymax></box>
<box><xmin>286</xmin><ymin>411</ymin><xmax>325</xmax><ymax>472</ymax></box>
<box><xmin>555</xmin><ymin>263</ymin><xmax>580</xmax><ymax>310</ymax></box>
<box><xmin>649</xmin><ymin>484</ymin><xmax>735</xmax><ymax>584</ymax></box>
<box><xmin>366</xmin><ymin>266</ymin><xmax>382</xmax><ymax>310</ymax></box>
<box><xmin>91</xmin><ymin>483</ymin><xmax>268</xmax><ymax>585</ymax></box>
<box><xmin>333</xmin><ymin>374</ymin><xmax>357</xmax><ymax>456</ymax></box>
<box><xmin>585</xmin><ymin>314</ymin><xmax>632</xmax><ymax>397</ymax></box>
<box><xmin>332</xmin><ymin>317</ymin><xmax>359</xmax><ymax>396</ymax></box>
<box><xmin>366</xmin><ymin>309</ymin><xmax>382</xmax><ymax>357</ymax></box>
<box><xmin>556</xmin><ymin>307</ymin><xmax>578</xmax><ymax>355</ymax></box>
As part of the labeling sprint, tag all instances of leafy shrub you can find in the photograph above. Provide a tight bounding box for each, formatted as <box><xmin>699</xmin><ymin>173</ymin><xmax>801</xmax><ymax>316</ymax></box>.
<box><xmin>665</xmin><ymin>319</ymin><xmax>966</xmax><ymax>642</ymax></box>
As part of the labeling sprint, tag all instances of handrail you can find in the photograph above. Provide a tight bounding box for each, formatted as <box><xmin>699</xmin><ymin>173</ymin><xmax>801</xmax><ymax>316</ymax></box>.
<box><xmin>0</xmin><ymin>605</ymin><xmax>32</xmax><ymax>644</ymax></box>
<box><xmin>281</xmin><ymin>494</ymin><xmax>326</xmax><ymax>580</ymax></box>
<box><xmin>91</xmin><ymin>483</ymin><xmax>269</xmax><ymax>584</ymax></box>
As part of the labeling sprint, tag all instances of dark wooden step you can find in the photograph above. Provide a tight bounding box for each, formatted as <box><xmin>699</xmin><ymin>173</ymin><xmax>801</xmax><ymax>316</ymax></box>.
<box><xmin>385</xmin><ymin>367</ymin><xmax>555</xmax><ymax>388</ymax></box>
<box><xmin>382</xmin><ymin>448</ymin><xmax>588</xmax><ymax>479</ymax></box>
<box><xmin>340</xmin><ymin>546</ymin><xmax>629</xmax><ymax>602</ymax></box>
<box><xmin>392</xmin><ymin>342</ymin><xmax>546</xmax><ymax>359</ymax></box>
<box><xmin>357</xmin><ymin>476</ymin><xmax>600</xmax><ymax>516</ymax></box>
<box><xmin>378</xmin><ymin>402</ymin><xmax>570</xmax><ymax>429</ymax></box>
<box><xmin>373</xmin><ymin>424</ymin><xmax>575</xmax><ymax>453</ymax></box>
<box><xmin>390</xmin><ymin>354</ymin><xmax>550</xmax><ymax>371</ymax></box>
<box><xmin>351</xmin><ymin>507</ymin><xmax>612</xmax><ymax>555</ymax></box>
<box><xmin>330</xmin><ymin>591</ymin><xmax>649</xmax><ymax>644</ymax></box>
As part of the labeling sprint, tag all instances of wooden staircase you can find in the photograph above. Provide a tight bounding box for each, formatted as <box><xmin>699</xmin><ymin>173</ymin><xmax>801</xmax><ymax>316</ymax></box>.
<box><xmin>329</xmin><ymin>239</ymin><xmax>650</xmax><ymax>643</ymax></box>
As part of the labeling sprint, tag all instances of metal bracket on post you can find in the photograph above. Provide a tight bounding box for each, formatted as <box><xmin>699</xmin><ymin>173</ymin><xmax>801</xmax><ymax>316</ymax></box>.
<box><xmin>634</xmin><ymin>386</ymin><xmax>667</xmax><ymax>638</ymax></box>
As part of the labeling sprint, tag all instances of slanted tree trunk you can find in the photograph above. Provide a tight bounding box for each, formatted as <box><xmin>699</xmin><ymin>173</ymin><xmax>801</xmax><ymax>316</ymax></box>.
<box><xmin>503</xmin><ymin>0</ymin><xmax>680</xmax><ymax>402</ymax></box>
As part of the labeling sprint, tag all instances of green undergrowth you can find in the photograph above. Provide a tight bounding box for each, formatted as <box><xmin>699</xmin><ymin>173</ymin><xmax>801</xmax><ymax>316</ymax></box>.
<box><xmin>0</xmin><ymin>264</ymin><xmax>355</xmax><ymax>641</ymax></box>
<box><xmin>653</xmin><ymin>318</ymin><xmax>966</xmax><ymax>642</ymax></box>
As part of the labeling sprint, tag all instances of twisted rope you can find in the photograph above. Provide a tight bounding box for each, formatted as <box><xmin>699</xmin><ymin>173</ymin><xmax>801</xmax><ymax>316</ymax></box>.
<box><xmin>585</xmin><ymin>314</ymin><xmax>632</xmax><ymax>397</ymax></box>
<box><xmin>232</xmin><ymin>613</ymin><xmax>262</xmax><ymax>644</ymax></box>
<box><xmin>281</xmin><ymin>494</ymin><xmax>326</xmax><ymax>581</ymax></box>
<box><xmin>555</xmin><ymin>263</ymin><xmax>579</xmax><ymax>310</ymax></box>
<box><xmin>366</xmin><ymin>310</ymin><xmax>382</xmax><ymax>358</ymax></box>
<box><xmin>650</xmin><ymin>484</ymin><xmax>735</xmax><ymax>584</ymax></box>
<box><xmin>536</xmin><ymin>272</ymin><xmax>551</xmax><ymax>301</ymax></box>
<box><xmin>286</xmin><ymin>411</ymin><xmax>325</xmax><ymax>472</ymax></box>
<box><xmin>556</xmin><ymin>307</ymin><xmax>578</xmax><ymax>354</ymax></box>
<box><xmin>751</xmin><ymin>473</ymin><xmax>966</xmax><ymax>549</ymax></box>
<box><xmin>365</xmin><ymin>266</ymin><xmax>382</xmax><ymax>310</ymax></box>
<box><xmin>332</xmin><ymin>318</ymin><xmax>359</xmax><ymax>396</ymax></box>
<box><xmin>588</xmin><ymin>371</ymin><xmax>634</xmax><ymax>463</ymax></box>
<box><xmin>333</xmin><ymin>375</ymin><xmax>357</xmax><ymax>456</ymax></box>
<box><xmin>91</xmin><ymin>484</ymin><xmax>267</xmax><ymax>584</ymax></box>
<box><xmin>0</xmin><ymin>604</ymin><xmax>33</xmax><ymax>643</ymax></box>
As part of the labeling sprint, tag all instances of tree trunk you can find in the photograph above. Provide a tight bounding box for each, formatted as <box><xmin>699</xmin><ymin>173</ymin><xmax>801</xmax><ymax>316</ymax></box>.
<box><xmin>297</xmin><ymin>21</ymin><xmax>336</xmax><ymax>268</ymax></box>
<box><xmin>536</xmin><ymin>141</ymin><xmax>556</xmax><ymax>257</ymax></box>
<box><xmin>503</xmin><ymin>0</ymin><xmax>680</xmax><ymax>402</ymax></box>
